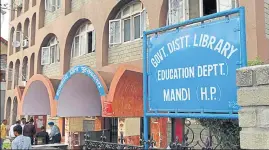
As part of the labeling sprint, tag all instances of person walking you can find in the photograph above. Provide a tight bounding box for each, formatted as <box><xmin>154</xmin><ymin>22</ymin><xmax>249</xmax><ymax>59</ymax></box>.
<box><xmin>23</xmin><ymin>118</ymin><xmax>36</xmax><ymax>145</ymax></box>
<box><xmin>11</xmin><ymin>125</ymin><xmax>31</xmax><ymax>149</ymax></box>
<box><xmin>0</xmin><ymin>119</ymin><xmax>7</xmax><ymax>149</ymax></box>
<box><xmin>48</xmin><ymin>122</ymin><xmax>61</xmax><ymax>144</ymax></box>
<box><xmin>9</xmin><ymin>120</ymin><xmax>21</xmax><ymax>140</ymax></box>
<box><xmin>35</xmin><ymin>126</ymin><xmax>49</xmax><ymax>145</ymax></box>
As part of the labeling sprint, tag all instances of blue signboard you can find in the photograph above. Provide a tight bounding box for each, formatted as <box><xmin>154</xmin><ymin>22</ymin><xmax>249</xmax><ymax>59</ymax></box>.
<box><xmin>55</xmin><ymin>65</ymin><xmax>106</xmax><ymax>100</ymax></box>
<box><xmin>142</xmin><ymin>7</ymin><xmax>246</xmax><ymax>149</ymax></box>
<box><xmin>144</xmin><ymin>8</ymin><xmax>247</xmax><ymax>116</ymax></box>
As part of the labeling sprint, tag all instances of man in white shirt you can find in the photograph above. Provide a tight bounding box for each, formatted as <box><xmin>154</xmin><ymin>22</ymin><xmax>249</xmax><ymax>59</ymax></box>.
<box><xmin>12</xmin><ymin>125</ymin><xmax>31</xmax><ymax>149</ymax></box>
<box><xmin>20</xmin><ymin>118</ymin><xmax>26</xmax><ymax>135</ymax></box>
<box><xmin>20</xmin><ymin>118</ymin><xmax>26</xmax><ymax>129</ymax></box>
<box><xmin>9</xmin><ymin>120</ymin><xmax>21</xmax><ymax>139</ymax></box>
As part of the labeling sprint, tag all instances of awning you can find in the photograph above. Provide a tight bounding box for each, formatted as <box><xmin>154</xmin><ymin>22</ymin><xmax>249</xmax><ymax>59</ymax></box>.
<box><xmin>55</xmin><ymin>65</ymin><xmax>108</xmax><ymax>117</ymax></box>
<box><xmin>16</xmin><ymin>74</ymin><xmax>59</xmax><ymax>116</ymax></box>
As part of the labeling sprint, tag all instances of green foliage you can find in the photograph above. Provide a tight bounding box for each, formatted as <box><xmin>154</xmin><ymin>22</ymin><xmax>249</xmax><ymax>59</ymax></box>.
<box><xmin>247</xmin><ymin>57</ymin><xmax>264</xmax><ymax>66</ymax></box>
<box><xmin>198</xmin><ymin>119</ymin><xmax>241</xmax><ymax>149</ymax></box>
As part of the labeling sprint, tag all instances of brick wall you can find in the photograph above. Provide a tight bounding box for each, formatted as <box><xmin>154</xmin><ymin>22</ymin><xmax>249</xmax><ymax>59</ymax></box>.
<box><xmin>70</xmin><ymin>52</ymin><xmax>96</xmax><ymax>68</ymax></box>
<box><xmin>41</xmin><ymin>62</ymin><xmax>61</xmax><ymax>78</ymax></box>
<box><xmin>237</xmin><ymin>64</ymin><xmax>269</xmax><ymax>149</ymax></box>
<box><xmin>71</xmin><ymin>0</ymin><xmax>90</xmax><ymax>12</ymax></box>
<box><xmin>44</xmin><ymin>9</ymin><xmax>61</xmax><ymax>26</ymax></box>
<box><xmin>108</xmin><ymin>39</ymin><xmax>143</xmax><ymax>65</ymax></box>
<box><xmin>265</xmin><ymin>0</ymin><xmax>269</xmax><ymax>39</ymax></box>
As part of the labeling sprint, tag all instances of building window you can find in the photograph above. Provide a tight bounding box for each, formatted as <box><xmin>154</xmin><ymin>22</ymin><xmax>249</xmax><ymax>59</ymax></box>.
<box><xmin>167</xmin><ymin>0</ymin><xmax>238</xmax><ymax>25</ymax></box>
<box><xmin>45</xmin><ymin>0</ymin><xmax>61</xmax><ymax>12</ymax></box>
<box><xmin>14</xmin><ymin>0</ymin><xmax>23</xmax><ymax>17</ymax></box>
<box><xmin>41</xmin><ymin>37</ymin><xmax>60</xmax><ymax>65</ymax></box>
<box><xmin>0</xmin><ymin>55</ymin><xmax>7</xmax><ymax>71</ymax></box>
<box><xmin>0</xmin><ymin>71</ymin><xmax>6</xmax><ymax>82</ymax></box>
<box><xmin>109</xmin><ymin>1</ymin><xmax>147</xmax><ymax>45</ymax></box>
<box><xmin>71</xmin><ymin>22</ymin><xmax>95</xmax><ymax>58</ymax></box>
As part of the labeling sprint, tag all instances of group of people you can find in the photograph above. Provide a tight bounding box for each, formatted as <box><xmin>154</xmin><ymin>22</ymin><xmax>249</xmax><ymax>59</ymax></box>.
<box><xmin>1</xmin><ymin>118</ymin><xmax>61</xmax><ymax>149</ymax></box>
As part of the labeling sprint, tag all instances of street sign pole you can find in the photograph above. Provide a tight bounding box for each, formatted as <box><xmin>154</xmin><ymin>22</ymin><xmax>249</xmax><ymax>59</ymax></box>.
<box><xmin>143</xmin><ymin>31</ymin><xmax>149</xmax><ymax>149</ymax></box>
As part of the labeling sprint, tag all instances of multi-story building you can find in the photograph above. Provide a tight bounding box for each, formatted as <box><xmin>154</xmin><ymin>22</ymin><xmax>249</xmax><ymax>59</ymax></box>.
<box><xmin>1</xmin><ymin>37</ymin><xmax>8</xmax><ymax>121</ymax></box>
<box><xmin>5</xmin><ymin>0</ymin><xmax>269</xmax><ymax>148</ymax></box>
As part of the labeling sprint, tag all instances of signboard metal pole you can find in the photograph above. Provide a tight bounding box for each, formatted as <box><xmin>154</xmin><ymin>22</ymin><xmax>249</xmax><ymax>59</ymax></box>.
<box><xmin>143</xmin><ymin>31</ymin><xmax>149</xmax><ymax>149</ymax></box>
<box><xmin>239</xmin><ymin>7</ymin><xmax>247</xmax><ymax>67</ymax></box>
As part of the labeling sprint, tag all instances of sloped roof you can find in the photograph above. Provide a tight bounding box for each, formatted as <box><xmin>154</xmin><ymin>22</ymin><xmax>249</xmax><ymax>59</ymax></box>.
<box><xmin>0</xmin><ymin>37</ymin><xmax>8</xmax><ymax>45</ymax></box>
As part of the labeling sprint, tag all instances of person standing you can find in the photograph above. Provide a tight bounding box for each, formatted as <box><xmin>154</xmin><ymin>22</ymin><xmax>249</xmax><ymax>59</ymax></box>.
<box><xmin>23</xmin><ymin>118</ymin><xmax>36</xmax><ymax>145</ymax></box>
<box><xmin>20</xmin><ymin>117</ymin><xmax>26</xmax><ymax>135</ymax></box>
<box><xmin>0</xmin><ymin>119</ymin><xmax>7</xmax><ymax>149</ymax></box>
<box><xmin>9</xmin><ymin>120</ymin><xmax>21</xmax><ymax>140</ymax></box>
<box><xmin>35</xmin><ymin>126</ymin><xmax>49</xmax><ymax>145</ymax></box>
<box><xmin>11</xmin><ymin>125</ymin><xmax>31</xmax><ymax>149</ymax></box>
<box><xmin>48</xmin><ymin>122</ymin><xmax>61</xmax><ymax>143</ymax></box>
<box><xmin>20</xmin><ymin>118</ymin><xmax>26</xmax><ymax>129</ymax></box>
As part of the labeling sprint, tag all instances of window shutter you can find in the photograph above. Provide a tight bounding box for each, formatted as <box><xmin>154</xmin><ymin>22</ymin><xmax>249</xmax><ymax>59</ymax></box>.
<box><xmin>50</xmin><ymin>46</ymin><xmax>54</xmax><ymax>63</ymax></box>
<box><xmin>168</xmin><ymin>0</ymin><xmax>185</xmax><ymax>25</ymax></box>
<box><xmin>41</xmin><ymin>47</ymin><xmax>50</xmax><ymax>65</ymax></box>
<box><xmin>92</xmin><ymin>30</ymin><xmax>96</xmax><ymax>52</ymax></box>
<box><xmin>109</xmin><ymin>19</ymin><xmax>121</xmax><ymax>45</ymax></box>
<box><xmin>217</xmin><ymin>0</ymin><xmax>234</xmax><ymax>12</ymax></box>
<box><xmin>81</xmin><ymin>34</ymin><xmax>87</xmax><ymax>55</ymax></box>
<box><xmin>57</xmin><ymin>0</ymin><xmax>61</xmax><ymax>9</ymax></box>
<box><xmin>140</xmin><ymin>9</ymin><xmax>147</xmax><ymax>37</ymax></box>
<box><xmin>17</xmin><ymin>0</ymin><xmax>22</xmax><ymax>6</ymax></box>
<box><xmin>85</xmin><ymin>33</ymin><xmax>88</xmax><ymax>54</ymax></box>
<box><xmin>45</xmin><ymin>0</ymin><xmax>52</xmax><ymax>11</ymax></box>
<box><xmin>71</xmin><ymin>42</ymin><xmax>74</xmax><ymax>58</ymax></box>
<box><xmin>57</xmin><ymin>45</ymin><xmax>60</xmax><ymax>62</ymax></box>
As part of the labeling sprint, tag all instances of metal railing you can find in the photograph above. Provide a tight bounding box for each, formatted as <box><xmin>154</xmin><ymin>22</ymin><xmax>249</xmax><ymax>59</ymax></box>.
<box><xmin>83</xmin><ymin>119</ymin><xmax>240</xmax><ymax>150</ymax></box>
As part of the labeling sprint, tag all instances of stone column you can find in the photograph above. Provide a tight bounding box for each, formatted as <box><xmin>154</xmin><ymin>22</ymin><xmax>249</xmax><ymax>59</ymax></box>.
<box><xmin>237</xmin><ymin>65</ymin><xmax>269</xmax><ymax>149</ymax></box>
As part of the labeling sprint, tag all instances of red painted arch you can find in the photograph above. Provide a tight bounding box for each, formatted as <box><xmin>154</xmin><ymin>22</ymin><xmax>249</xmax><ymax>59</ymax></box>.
<box><xmin>105</xmin><ymin>64</ymin><xmax>143</xmax><ymax>117</ymax></box>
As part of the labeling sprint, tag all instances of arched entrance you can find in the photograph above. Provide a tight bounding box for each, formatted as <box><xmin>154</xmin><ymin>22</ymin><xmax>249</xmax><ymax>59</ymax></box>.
<box><xmin>55</xmin><ymin>65</ymin><xmax>109</xmax><ymax>145</ymax></box>
<box><xmin>16</xmin><ymin>74</ymin><xmax>61</xmax><ymax>136</ymax></box>
<box><xmin>19</xmin><ymin>74</ymin><xmax>57</xmax><ymax>116</ymax></box>
<box><xmin>55</xmin><ymin>65</ymin><xmax>108</xmax><ymax>117</ymax></box>
<box><xmin>105</xmin><ymin>65</ymin><xmax>144</xmax><ymax>146</ymax></box>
